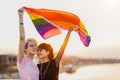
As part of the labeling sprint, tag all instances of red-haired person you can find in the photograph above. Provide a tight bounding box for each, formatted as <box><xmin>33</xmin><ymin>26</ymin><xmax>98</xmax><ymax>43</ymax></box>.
<box><xmin>37</xmin><ymin>27</ymin><xmax>77</xmax><ymax>80</ymax></box>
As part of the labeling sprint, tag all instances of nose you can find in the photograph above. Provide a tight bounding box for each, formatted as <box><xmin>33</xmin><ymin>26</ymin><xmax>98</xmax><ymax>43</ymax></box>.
<box><xmin>33</xmin><ymin>45</ymin><xmax>37</xmax><ymax>48</ymax></box>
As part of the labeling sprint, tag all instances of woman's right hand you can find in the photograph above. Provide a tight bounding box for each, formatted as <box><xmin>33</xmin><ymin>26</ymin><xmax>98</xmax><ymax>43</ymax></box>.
<box><xmin>69</xmin><ymin>25</ymin><xmax>78</xmax><ymax>31</ymax></box>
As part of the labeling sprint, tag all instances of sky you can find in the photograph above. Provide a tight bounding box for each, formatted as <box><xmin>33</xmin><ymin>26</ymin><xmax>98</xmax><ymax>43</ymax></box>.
<box><xmin>0</xmin><ymin>0</ymin><xmax>120</xmax><ymax>59</ymax></box>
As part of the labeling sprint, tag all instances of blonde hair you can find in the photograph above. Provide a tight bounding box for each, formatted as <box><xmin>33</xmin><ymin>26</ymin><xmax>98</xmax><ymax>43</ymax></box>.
<box><xmin>25</xmin><ymin>38</ymin><xmax>37</xmax><ymax>49</ymax></box>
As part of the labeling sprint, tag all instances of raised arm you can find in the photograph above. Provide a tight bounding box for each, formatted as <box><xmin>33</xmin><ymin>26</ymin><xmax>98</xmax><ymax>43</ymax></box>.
<box><xmin>18</xmin><ymin>8</ymin><xmax>25</xmax><ymax>62</ymax></box>
<box><xmin>55</xmin><ymin>26</ymin><xmax>77</xmax><ymax>64</ymax></box>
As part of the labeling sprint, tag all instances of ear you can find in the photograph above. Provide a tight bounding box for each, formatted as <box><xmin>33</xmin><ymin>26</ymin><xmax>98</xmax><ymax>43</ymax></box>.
<box><xmin>24</xmin><ymin>48</ymin><xmax>28</xmax><ymax>52</ymax></box>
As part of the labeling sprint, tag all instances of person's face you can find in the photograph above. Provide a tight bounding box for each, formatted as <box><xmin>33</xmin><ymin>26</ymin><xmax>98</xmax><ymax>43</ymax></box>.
<box><xmin>37</xmin><ymin>49</ymin><xmax>49</xmax><ymax>59</ymax></box>
<box><xmin>26</xmin><ymin>41</ymin><xmax>37</xmax><ymax>55</ymax></box>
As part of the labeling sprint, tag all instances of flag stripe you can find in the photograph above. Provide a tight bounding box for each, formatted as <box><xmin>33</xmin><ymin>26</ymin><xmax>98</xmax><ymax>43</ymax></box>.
<box><xmin>36</xmin><ymin>23</ymin><xmax>57</xmax><ymax>33</ymax></box>
<box><xmin>32</xmin><ymin>18</ymin><xmax>48</xmax><ymax>27</ymax></box>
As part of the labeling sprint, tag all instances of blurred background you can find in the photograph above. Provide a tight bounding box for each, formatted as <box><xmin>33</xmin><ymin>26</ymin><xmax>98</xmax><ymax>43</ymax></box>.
<box><xmin>0</xmin><ymin>0</ymin><xmax>120</xmax><ymax>80</ymax></box>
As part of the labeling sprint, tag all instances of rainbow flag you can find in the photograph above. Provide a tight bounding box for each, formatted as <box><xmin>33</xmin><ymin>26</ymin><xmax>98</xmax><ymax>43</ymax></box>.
<box><xmin>23</xmin><ymin>7</ymin><xmax>91</xmax><ymax>47</ymax></box>
<box><xmin>24</xmin><ymin>7</ymin><xmax>61</xmax><ymax>39</ymax></box>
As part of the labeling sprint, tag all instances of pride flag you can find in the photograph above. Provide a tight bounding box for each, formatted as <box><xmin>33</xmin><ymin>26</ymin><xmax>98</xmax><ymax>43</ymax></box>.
<box><xmin>23</xmin><ymin>7</ymin><xmax>91</xmax><ymax>47</ymax></box>
<box><xmin>24</xmin><ymin>7</ymin><xmax>61</xmax><ymax>39</ymax></box>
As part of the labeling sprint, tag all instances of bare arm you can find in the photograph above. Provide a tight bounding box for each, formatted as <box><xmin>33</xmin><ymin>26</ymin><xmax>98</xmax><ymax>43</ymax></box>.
<box><xmin>55</xmin><ymin>27</ymin><xmax>77</xmax><ymax>65</ymax></box>
<box><xmin>18</xmin><ymin>8</ymin><xmax>25</xmax><ymax>62</ymax></box>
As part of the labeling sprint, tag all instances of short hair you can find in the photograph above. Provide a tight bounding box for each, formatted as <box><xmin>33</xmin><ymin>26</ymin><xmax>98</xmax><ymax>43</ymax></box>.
<box><xmin>37</xmin><ymin>43</ymin><xmax>54</xmax><ymax>60</ymax></box>
<box><xmin>25</xmin><ymin>38</ymin><xmax>37</xmax><ymax>49</ymax></box>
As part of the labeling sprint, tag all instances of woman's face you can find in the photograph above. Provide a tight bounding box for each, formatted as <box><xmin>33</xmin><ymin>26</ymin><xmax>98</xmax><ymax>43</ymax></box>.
<box><xmin>37</xmin><ymin>49</ymin><xmax>49</xmax><ymax>59</ymax></box>
<box><xmin>25</xmin><ymin>41</ymin><xmax>37</xmax><ymax>55</ymax></box>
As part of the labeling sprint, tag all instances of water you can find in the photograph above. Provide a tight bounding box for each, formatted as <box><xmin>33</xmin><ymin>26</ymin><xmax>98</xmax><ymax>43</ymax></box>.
<box><xmin>1</xmin><ymin>63</ymin><xmax>120</xmax><ymax>80</ymax></box>
<box><xmin>59</xmin><ymin>63</ymin><xmax>120</xmax><ymax>80</ymax></box>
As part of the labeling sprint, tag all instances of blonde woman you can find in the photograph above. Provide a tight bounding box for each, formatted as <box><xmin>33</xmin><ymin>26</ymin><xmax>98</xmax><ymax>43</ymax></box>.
<box><xmin>17</xmin><ymin>7</ymin><xmax>39</xmax><ymax>80</ymax></box>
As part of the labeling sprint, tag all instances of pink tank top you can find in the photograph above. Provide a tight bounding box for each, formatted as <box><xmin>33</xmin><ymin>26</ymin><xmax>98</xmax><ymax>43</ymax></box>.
<box><xmin>17</xmin><ymin>56</ymin><xmax>39</xmax><ymax>80</ymax></box>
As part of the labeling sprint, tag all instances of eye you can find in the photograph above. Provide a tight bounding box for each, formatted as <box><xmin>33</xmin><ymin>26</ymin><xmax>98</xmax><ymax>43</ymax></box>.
<box><xmin>40</xmin><ymin>49</ymin><xmax>45</xmax><ymax>52</ymax></box>
<box><xmin>29</xmin><ymin>44</ymin><xmax>36</xmax><ymax>47</ymax></box>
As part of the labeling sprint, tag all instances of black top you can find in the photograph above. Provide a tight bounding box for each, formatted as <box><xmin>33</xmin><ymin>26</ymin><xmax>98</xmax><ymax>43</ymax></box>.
<box><xmin>37</xmin><ymin>59</ymin><xmax>59</xmax><ymax>80</ymax></box>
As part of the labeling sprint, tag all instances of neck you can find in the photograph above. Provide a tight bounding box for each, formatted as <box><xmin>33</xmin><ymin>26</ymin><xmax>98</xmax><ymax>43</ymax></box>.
<box><xmin>26</xmin><ymin>53</ymin><xmax>34</xmax><ymax>59</ymax></box>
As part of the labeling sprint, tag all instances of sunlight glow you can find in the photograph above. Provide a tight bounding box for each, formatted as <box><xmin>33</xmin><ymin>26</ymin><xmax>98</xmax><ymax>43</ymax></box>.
<box><xmin>105</xmin><ymin>0</ymin><xmax>117</xmax><ymax>5</ymax></box>
<box><xmin>59</xmin><ymin>64</ymin><xmax>120</xmax><ymax>80</ymax></box>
